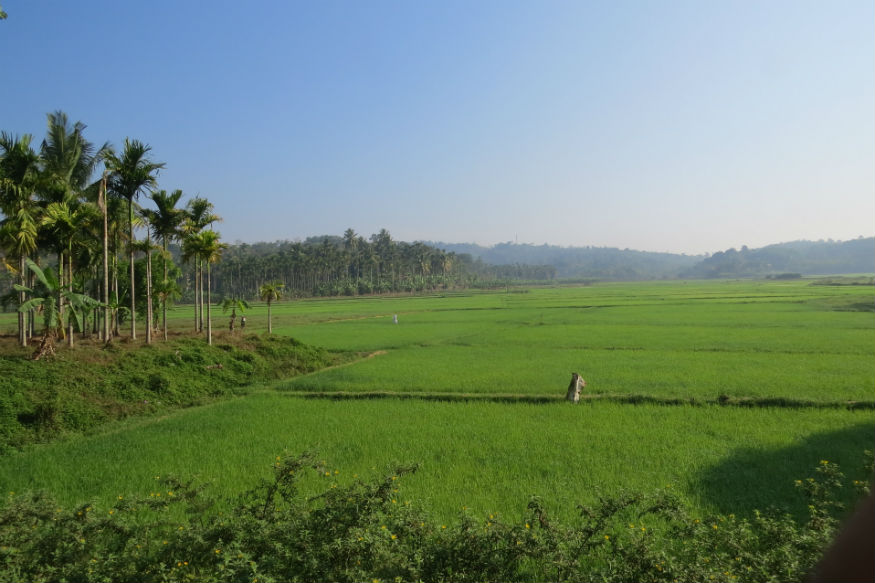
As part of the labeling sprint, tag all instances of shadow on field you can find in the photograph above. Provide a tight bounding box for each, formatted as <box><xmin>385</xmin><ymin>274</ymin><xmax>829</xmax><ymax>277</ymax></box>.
<box><xmin>695</xmin><ymin>421</ymin><xmax>874</xmax><ymax>520</ymax></box>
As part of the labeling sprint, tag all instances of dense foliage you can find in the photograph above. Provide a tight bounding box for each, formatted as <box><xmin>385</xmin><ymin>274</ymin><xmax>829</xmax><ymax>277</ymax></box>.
<box><xmin>197</xmin><ymin>230</ymin><xmax>474</xmax><ymax>300</ymax></box>
<box><xmin>0</xmin><ymin>452</ymin><xmax>869</xmax><ymax>583</ymax></box>
<box><xmin>0</xmin><ymin>334</ymin><xmax>344</xmax><ymax>454</ymax></box>
<box><xmin>0</xmin><ymin>111</ymin><xmax>230</xmax><ymax>350</ymax></box>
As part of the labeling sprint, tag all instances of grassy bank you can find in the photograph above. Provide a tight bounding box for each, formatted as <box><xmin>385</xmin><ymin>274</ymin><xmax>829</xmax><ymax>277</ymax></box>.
<box><xmin>0</xmin><ymin>333</ymin><xmax>350</xmax><ymax>453</ymax></box>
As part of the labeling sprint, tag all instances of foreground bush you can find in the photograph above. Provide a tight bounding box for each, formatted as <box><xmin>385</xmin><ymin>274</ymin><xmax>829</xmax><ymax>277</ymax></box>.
<box><xmin>0</xmin><ymin>453</ymin><xmax>869</xmax><ymax>583</ymax></box>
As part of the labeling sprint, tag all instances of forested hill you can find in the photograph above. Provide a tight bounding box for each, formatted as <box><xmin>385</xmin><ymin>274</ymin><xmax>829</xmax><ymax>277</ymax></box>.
<box><xmin>431</xmin><ymin>238</ymin><xmax>874</xmax><ymax>280</ymax></box>
<box><xmin>680</xmin><ymin>238</ymin><xmax>875</xmax><ymax>278</ymax></box>
<box><xmin>430</xmin><ymin>242</ymin><xmax>702</xmax><ymax>280</ymax></box>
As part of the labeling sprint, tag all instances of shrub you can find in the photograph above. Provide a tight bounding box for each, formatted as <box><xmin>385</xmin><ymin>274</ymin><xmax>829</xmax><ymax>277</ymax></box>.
<box><xmin>0</xmin><ymin>454</ymin><xmax>867</xmax><ymax>583</ymax></box>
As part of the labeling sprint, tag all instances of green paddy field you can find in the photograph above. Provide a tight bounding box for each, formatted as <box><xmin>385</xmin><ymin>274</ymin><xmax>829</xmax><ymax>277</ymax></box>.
<box><xmin>1</xmin><ymin>278</ymin><xmax>872</xmax><ymax>523</ymax></box>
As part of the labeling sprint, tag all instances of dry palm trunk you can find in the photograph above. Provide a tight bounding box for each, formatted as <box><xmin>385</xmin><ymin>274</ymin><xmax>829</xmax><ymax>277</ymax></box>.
<box><xmin>32</xmin><ymin>330</ymin><xmax>56</xmax><ymax>361</ymax></box>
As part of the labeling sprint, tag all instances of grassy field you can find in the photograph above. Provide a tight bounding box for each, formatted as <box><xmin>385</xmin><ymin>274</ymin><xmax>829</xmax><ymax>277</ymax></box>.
<box><xmin>0</xmin><ymin>278</ymin><xmax>872</xmax><ymax>523</ymax></box>
<box><xmin>274</xmin><ymin>280</ymin><xmax>874</xmax><ymax>402</ymax></box>
<box><xmin>0</xmin><ymin>394</ymin><xmax>871</xmax><ymax>523</ymax></box>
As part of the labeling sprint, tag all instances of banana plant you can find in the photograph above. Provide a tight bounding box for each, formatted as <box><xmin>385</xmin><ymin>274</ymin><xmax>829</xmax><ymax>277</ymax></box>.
<box><xmin>221</xmin><ymin>297</ymin><xmax>250</xmax><ymax>332</ymax></box>
<box><xmin>14</xmin><ymin>259</ymin><xmax>102</xmax><ymax>360</ymax></box>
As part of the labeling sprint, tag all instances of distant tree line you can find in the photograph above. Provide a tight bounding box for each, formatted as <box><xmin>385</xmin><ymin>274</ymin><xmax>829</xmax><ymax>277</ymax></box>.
<box><xmin>188</xmin><ymin>229</ymin><xmax>471</xmax><ymax>300</ymax></box>
<box><xmin>434</xmin><ymin>242</ymin><xmax>702</xmax><ymax>280</ymax></box>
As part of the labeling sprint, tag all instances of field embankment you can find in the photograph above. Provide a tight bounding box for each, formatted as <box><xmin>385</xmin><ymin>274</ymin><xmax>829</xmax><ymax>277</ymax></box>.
<box><xmin>0</xmin><ymin>333</ymin><xmax>352</xmax><ymax>453</ymax></box>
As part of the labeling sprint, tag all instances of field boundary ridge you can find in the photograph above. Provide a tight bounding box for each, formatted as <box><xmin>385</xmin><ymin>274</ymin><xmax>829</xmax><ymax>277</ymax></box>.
<box><xmin>277</xmin><ymin>390</ymin><xmax>875</xmax><ymax>410</ymax></box>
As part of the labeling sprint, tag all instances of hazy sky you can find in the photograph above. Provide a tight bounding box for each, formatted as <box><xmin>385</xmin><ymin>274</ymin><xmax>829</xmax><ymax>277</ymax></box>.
<box><xmin>2</xmin><ymin>1</ymin><xmax>873</xmax><ymax>254</ymax></box>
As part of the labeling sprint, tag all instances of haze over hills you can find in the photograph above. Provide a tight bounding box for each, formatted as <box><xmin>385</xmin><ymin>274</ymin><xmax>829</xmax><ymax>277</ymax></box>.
<box><xmin>429</xmin><ymin>237</ymin><xmax>875</xmax><ymax>280</ymax></box>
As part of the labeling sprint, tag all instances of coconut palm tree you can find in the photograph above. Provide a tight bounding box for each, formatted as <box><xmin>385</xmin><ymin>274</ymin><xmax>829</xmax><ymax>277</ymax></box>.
<box><xmin>38</xmin><ymin>111</ymin><xmax>108</xmax><ymax>205</ymax></box>
<box><xmin>105</xmin><ymin>138</ymin><xmax>164</xmax><ymax>340</ymax></box>
<box><xmin>259</xmin><ymin>281</ymin><xmax>284</xmax><ymax>334</ymax></box>
<box><xmin>200</xmin><ymin>231</ymin><xmax>225</xmax><ymax>345</ymax></box>
<box><xmin>152</xmin><ymin>278</ymin><xmax>181</xmax><ymax>337</ymax></box>
<box><xmin>183</xmin><ymin>229</ymin><xmax>225</xmax><ymax>344</ymax></box>
<box><xmin>181</xmin><ymin>196</ymin><xmax>221</xmax><ymax>332</ymax></box>
<box><xmin>0</xmin><ymin>132</ymin><xmax>40</xmax><ymax>346</ymax></box>
<box><xmin>104</xmin><ymin>191</ymin><xmax>128</xmax><ymax>337</ymax></box>
<box><xmin>145</xmin><ymin>189</ymin><xmax>185</xmax><ymax>340</ymax></box>
<box><xmin>130</xmin><ymin>230</ymin><xmax>160</xmax><ymax>344</ymax></box>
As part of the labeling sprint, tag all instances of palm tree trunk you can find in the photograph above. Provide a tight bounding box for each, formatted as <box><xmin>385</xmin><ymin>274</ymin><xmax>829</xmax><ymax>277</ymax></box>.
<box><xmin>206</xmin><ymin>262</ymin><xmax>212</xmax><ymax>345</ymax></box>
<box><xmin>145</xmin><ymin>236</ymin><xmax>153</xmax><ymax>345</ymax></box>
<box><xmin>267</xmin><ymin>300</ymin><xmax>272</xmax><ymax>334</ymax></box>
<box><xmin>193</xmin><ymin>259</ymin><xmax>199</xmax><ymax>331</ymax></box>
<box><xmin>67</xmin><ymin>250</ymin><xmax>74</xmax><ymax>348</ymax></box>
<box><xmin>101</xmin><ymin>176</ymin><xmax>110</xmax><ymax>342</ymax></box>
<box><xmin>162</xmin><ymin>237</ymin><xmax>168</xmax><ymax>341</ymax></box>
<box><xmin>18</xmin><ymin>255</ymin><xmax>27</xmax><ymax>348</ymax></box>
<box><xmin>113</xmin><ymin>251</ymin><xmax>120</xmax><ymax>337</ymax></box>
<box><xmin>56</xmin><ymin>251</ymin><xmax>67</xmax><ymax>347</ymax></box>
<box><xmin>111</xmin><ymin>232</ymin><xmax>119</xmax><ymax>336</ymax></box>
<box><xmin>129</xmin><ymin>198</ymin><xmax>136</xmax><ymax>340</ymax></box>
<box><xmin>198</xmin><ymin>258</ymin><xmax>205</xmax><ymax>332</ymax></box>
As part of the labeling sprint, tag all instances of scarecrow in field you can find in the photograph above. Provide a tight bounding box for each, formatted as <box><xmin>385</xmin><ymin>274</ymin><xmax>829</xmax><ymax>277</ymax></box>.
<box><xmin>566</xmin><ymin>373</ymin><xmax>585</xmax><ymax>403</ymax></box>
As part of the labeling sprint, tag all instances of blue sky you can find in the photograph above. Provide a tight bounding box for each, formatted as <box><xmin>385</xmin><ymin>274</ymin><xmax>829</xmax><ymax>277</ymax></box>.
<box><xmin>2</xmin><ymin>0</ymin><xmax>872</xmax><ymax>254</ymax></box>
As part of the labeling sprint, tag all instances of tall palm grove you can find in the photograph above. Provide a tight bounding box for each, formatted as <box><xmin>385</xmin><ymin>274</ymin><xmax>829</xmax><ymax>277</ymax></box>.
<box><xmin>0</xmin><ymin>111</ymin><xmax>226</xmax><ymax>356</ymax></box>
<box><xmin>0</xmin><ymin>111</ymin><xmax>475</xmax><ymax>358</ymax></box>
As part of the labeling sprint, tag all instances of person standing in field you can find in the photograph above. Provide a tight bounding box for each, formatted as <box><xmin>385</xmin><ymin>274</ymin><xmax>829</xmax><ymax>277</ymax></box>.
<box><xmin>241</xmin><ymin>316</ymin><xmax>246</xmax><ymax>329</ymax></box>
<box><xmin>393</xmin><ymin>314</ymin><xmax>398</xmax><ymax>324</ymax></box>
